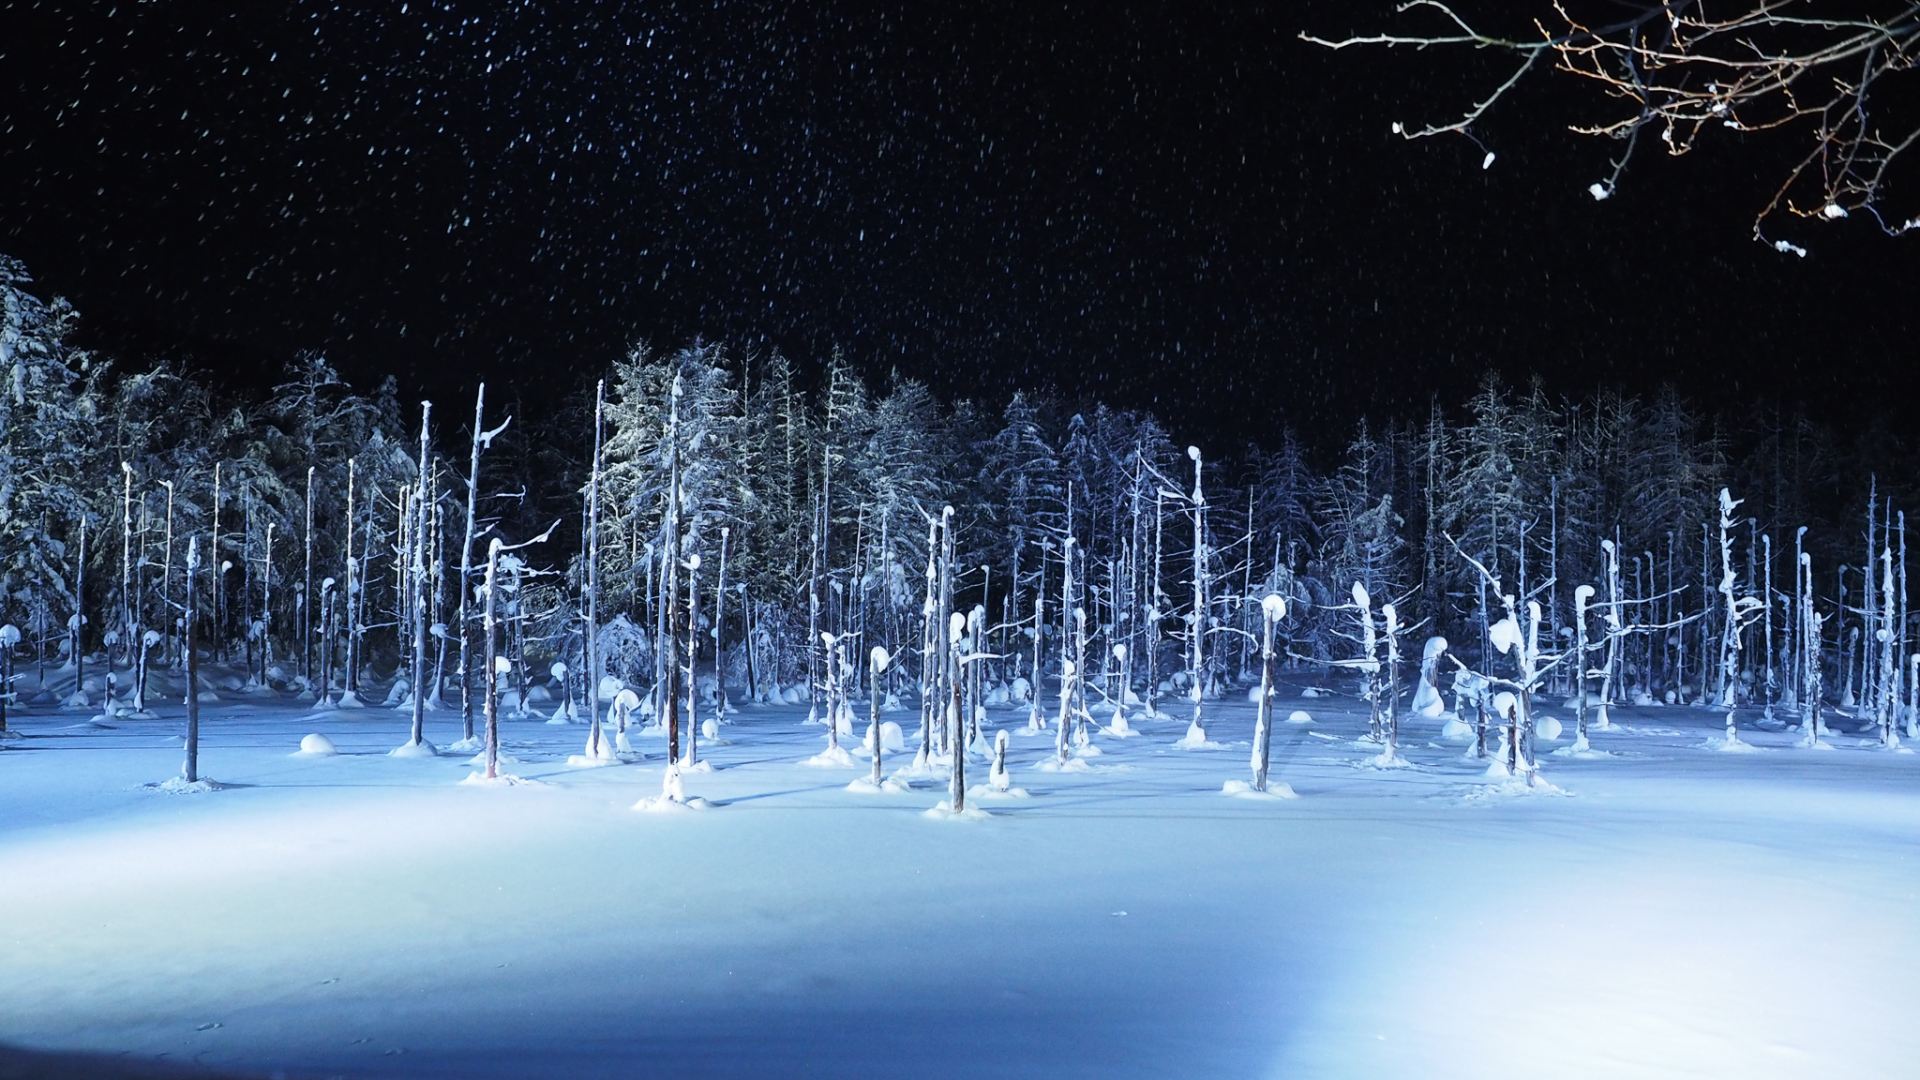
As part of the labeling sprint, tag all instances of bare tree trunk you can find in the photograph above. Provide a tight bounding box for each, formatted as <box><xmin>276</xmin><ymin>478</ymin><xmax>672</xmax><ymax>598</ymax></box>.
<box><xmin>343</xmin><ymin>458</ymin><xmax>359</xmax><ymax>698</ymax></box>
<box><xmin>1251</xmin><ymin>596</ymin><xmax>1282</xmax><ymax>791</ymax></box>
<box><xmin>303</xmin><ymin>466</ymin><xmax>314</xmax><ymax>687</ymax></box>
<box><xmin>408</xmin><ymin>401</ymin><xmax>432</xmax><ymax>749</ymax></box>
<box><xmin>483</xmin><ymin>540</ymin><xmax>502</xmax><ymax>780</ymax></box>
<box><xmin>714</xmin><ymin>526</ymin><xmax>729</xmax><ymax>723</ymax></box>
<box><xmin>1185</xmin><ymin>447</ymin><xmax>1208</xmax><ymax>745</ymax></box>
<box><xmin>183</xmin><ymin>538</ymin><xmax>201</xmax><ymax>783</ymax></box>
<box><xmin>459</xmin><ymin>385</ymin><xmax>488</xmax><ymax>742</ymax></box>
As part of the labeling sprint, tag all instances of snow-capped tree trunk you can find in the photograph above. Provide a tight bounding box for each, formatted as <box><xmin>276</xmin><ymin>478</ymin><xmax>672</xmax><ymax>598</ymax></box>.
<box><xmin>1762</xmin><ymin>532</ymin><xmax>1775</xmax><ymax>721</ymax></box>
<box><xmin>935</xmin><ymin>505</ymin><xmax>956</xmax><ymax>755</ymax></box>
<box><xmin>428</xmin><ymin>489</ymin><xmax>447</xmax><ymax>708</ymax></box>
<box><xmin>210</xmin><ymin>462</ymin><xmax>223</xmax><ymax>662</ymax></box>
<box><xmin>1597</xmin><ymin>538</ymin><xmax>1622</xmax><ymax>728</ymax></box>
<box><xmin>158</xmin><ymin>480</ymin><xmax>175</xmax><ymax>668</ymax></box>
<box><xmin>302</xmin><ymin>466</ymin><xmax>314</xmax><ymax>686</ymax></box>
<box><xmin>1889</xmin><ymin>511</ymin><xmax>1904</xmax><ymax>737</ymax></box>
<box><xmin>1382</xmin><ymin>602</ymin><xmax>1403</xmax><ymax>759</ymax></box>
<box><xmin>661</xmin><ymin>376</ymin><xmax>684</xmax><ymax>791</ymax></box>
<box><xmin>72</xmin><ymin>517</ymin><xmax>87</xmax><ymax>702</ymax></box>
<box><xmin>120</xmin><ymin>462</ymin><xmax>134</xmax><ymax>673</ymax></box>
<box><xmin>482</xmin><ymin>539</ymin><xmax>502</xmax><ymax>781</ymax></box>
<box><xmin>259</xmin><ymin>520</ymin><xmax>275</xmax><ymax>691</ymax></box>
<box><xmin>0</xmin><ymin>625</ymin><xmax>15</xmax><ymax>734</ymax></box>
<box><xmin>919</xmin><ymin>513</ymin><xmax>941</xmax><ymax>763</ymax></box>
<box><xmin>1864</xmin><ymin>479</ymin><xmax>1877</xmax><ymax>710</ymax></box>
<box><xmin>1251</xmin><ymin>594</ymin><xmax>1286</xmax><ymax>792</ymax></box>
<box><xmin>684</xmin><ymin>552</ymin><xmax>700</xmax><ymax>768</ymax></box>
<box><xmin>807</xmin><ymin>506</ymin><xmax>822</xmax><ymax>726</ymax></box>
<box><xmin>1907</xmin><ymin>652</ymin><xmax>1919</xmax><ymax>743</ymax></box>
<box><xmin>1573</xmin><ymin>584</ymin><xmax>1595</xmax><ymax>751</ymax></box>
<box><xmin>948</xmin><ymin>609</ymin><xmax>966</xmax><ymax>813</ymax></box>
<box><xmin>183</xmin><ymin>538</ymin><xmax>200</xmax><ymax>783</ymax></box>
<box><xmin>1878</xmin><ymin>547</ymin><xmax>1898</xmax><ymax>749</ymax></box>
<box><xmin>407</xmin><ymin>401</ymin><xmax>432</xmax><ymax>750</ymax></box>
<box><xmin>714</xmin><ymin>526</ymin><xmax>729</xmax><ymax>723</ymax></box>
<box><xmin>1070</xmin><ymin>605</ymin><xmax>1090</xmax><ymax>749</ymax></box>
<box><xmin>1148</xmin><ymin>487</ymin><xmax>1163</xmax><ymax>721</ymax></box>
<box><xmin>1801</xmin><ymin>553</ymin><xmax>1823</xmax><ymax>747</ymax></box>
<box><xmin>343</xmin><ymin>458</ymin><xmax>359</xmax><ymax>699</ymax></box>
<box><xmin>318</xmin><ymin>579</ymin><xmax>335</xmax><ymax>705</ymax></box>
<box><xmin>1185</xmin><ymin>446</ymin><xmax>1208</xmax><ymax>745</ymax></box>
<box><xmin>1716</xmin><ymin>489</ymin><xmax>1752</xmax><ymax>747</ymax></box>
<box><xmin>1056</xmin><ymin>533</ymin><xmax>1076</xmax><ymax>753</ymax></box>
<box><xmin>869</xmin><ymin>645</ymin><xmax>889</xmax><ymax>785</ymax></box>
<box><xmin>583</xmin><ymin>380</ymin><xmax>605</xmax><ymax>757</ymax></box>
<box><xmin>458</xmin><ymin>384</ymin><xmax>488</xmax><ymax>744</ymax></box>
<box><xmin>1027</xmin><ymin>537</ymin><xmax>1046</xmax><ymax>734</ymax></box>
<box><xmin>1791</xmin><ymin>526</ymin><xmax>1807</xmax><ymax>711</ymax></box>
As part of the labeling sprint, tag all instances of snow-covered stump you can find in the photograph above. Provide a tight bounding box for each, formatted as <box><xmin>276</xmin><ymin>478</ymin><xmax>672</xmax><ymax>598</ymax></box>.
<box><xmin>990</xmin><ymin>729</ymin><xmax>1011</xmax><ymax>792</ymax></box>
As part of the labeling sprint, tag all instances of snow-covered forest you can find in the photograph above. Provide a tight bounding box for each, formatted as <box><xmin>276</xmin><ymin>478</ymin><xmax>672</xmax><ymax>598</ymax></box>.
<box><xmin>9</xmin><ymin>250</ymin><xmax>1920</xmax><ymax>1076</ymax></box>
<box><xmin>4</xmin><ymin>250</ymin><xmax>1914</xmax><ymax>764</ymax></box>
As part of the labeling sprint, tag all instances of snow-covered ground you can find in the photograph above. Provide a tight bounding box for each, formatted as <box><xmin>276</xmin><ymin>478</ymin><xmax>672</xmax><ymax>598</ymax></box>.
<box><xmin>4</xmin><ymin>670</ymin><xmax>1918</xmax><ymax>1079</ymax></box>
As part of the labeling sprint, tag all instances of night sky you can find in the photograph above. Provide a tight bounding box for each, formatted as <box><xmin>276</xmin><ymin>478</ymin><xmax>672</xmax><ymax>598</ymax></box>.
<box><xmin>3</xmin><ymin>1</ymin><xmax>1914</xmax><ymax>445</ymax></box>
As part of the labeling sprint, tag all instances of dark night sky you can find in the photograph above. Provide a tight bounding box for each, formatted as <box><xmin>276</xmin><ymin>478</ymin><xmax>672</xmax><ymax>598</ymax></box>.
<box><xmin>2</xmin><ymin>1</ymin><xmax>1914</xmax><ymax>446</ymax></box>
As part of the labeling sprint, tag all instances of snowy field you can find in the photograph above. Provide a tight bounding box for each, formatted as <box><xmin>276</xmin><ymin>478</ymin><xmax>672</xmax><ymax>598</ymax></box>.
<box><xmin>4</xmin><ymin>672</ymin><xmax>1918</xmax><ymax>1079</ymax></box>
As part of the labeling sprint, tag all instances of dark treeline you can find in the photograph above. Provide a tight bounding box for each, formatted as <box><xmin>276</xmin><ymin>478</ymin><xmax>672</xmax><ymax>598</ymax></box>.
<box><xmin>5</xmin><ymin>252</ymin><xmax>1917</xmax><ymax>778</ymax></box>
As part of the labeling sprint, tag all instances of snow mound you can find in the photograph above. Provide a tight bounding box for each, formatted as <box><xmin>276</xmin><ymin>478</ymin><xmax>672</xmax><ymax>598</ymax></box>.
<box><xmin>445</xmin><ymin>736</ymin><xmax>483</xmax><ymax>753</ymax></box>
<box><xmin>862</xmin><ymin>720</ymin><xmax>906</xmax><ymax>753</ymax></box>
<box><xmin>845</xmin><ymin>775</ymin><xmax>912</xmax><ymax>795</ymax></box>
<box><xmin>459</xmin><ymin>771</ymin><xmax>540</xmax><ymax>788</ymax></box>
<box><xmin>1222</xmin><ymin>779</ymin><xmax>1297</xmax><ymax>800</ymax></box>
<box><xmin>296</xmin><ymin>733</ymin><xmax>338</xmax><ymax>757</ymax></box>
<box><xmin>1705</xmin><ymin>734</ymin><xmax>1764</xmax><ymax>754</ymax></box>
<box><xmin>922</xmin><ymin>800</ymin><xmax>991</xmax><ymax>821</ymax></box>
<box><xmin>1549</xmin><ymin>745</ymin><xmax>1620</xmax><ymax>760</ymax></box>
<box><xmin>1300</xmin><ymin>687</ymin><xmax>1323</xmax><ymax>699</ymax></box>
<box><xmin>148</xmin><ymin>776</ymin><xmax>226</xmax><ymax>794</ymax></box>
<box><xmin>565</xmin><ymin>753</ymin><xmax>621</xmax><ymax>768</ymax></box>
<box><xmin>632</xmin><ymin>794</ymin><xmax>711</xmax><ymax>813</ymax></box>
<box><xmin>1034</xmin><ymin>756</ymin><xmax>1095</xmax><ymax>773</ymax></box>
<box><xmin>470</xmin><ymin>749</ymin><xmax>522</xmax><ymax>767</ymax></box>
<box><xmin>1285</xmin><ymin>710</ymin><xmax>1313</xmax><ymax>726</ymax></box>
<box><xmin>1535</xmin><ymin>714</ymin><xmax>1563</xmax><ymax>741</ymax></box>
<box><xmin>1438</xmin><ymin>716</ymin><xmax>1474</xmax><ymax>742</ymax></box>
<box><xmin>969</xmin><ymin>784</ymin><xmax>1031</xmax><ymax>800</ymax></box>
<box><xmin>1464</xmin><ymin>776</ymin><xmax>1570</xmax><ymax>801</ymax></box>
<box><xmin>388</xmin><ymin>739</ymin><xmax>439</xmax><ymax>759</ymax></box>
<box><xmin>802</xmin><ymin>744</ymin><xmax>857</xmax><ymax>769</ymax></box>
